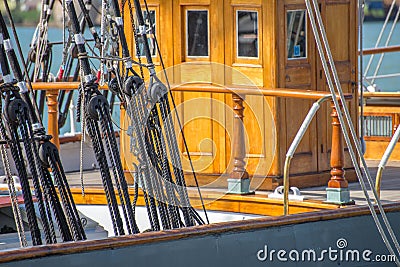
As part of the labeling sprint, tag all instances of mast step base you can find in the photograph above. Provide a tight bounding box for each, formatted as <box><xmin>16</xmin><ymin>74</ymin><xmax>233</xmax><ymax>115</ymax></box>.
<box><xmin>325</xmin><ymin>187</ymin><xmax>353</xmax><ymax>205</ymax></box>
<box><xmin>227</xmin><ymin>178</ymin><xmax>254</xmax><ymax>195</ymax></box>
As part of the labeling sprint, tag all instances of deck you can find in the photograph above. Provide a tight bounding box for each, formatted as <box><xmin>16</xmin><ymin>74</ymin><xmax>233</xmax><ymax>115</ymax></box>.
<box><xmin>302</xmin><ymin>161</ymin><xmax>400</xmax><ymax>205</ymax></box>
<box><xmin>63</xmin><ymin>160</ymin><xmax>400</xmax><ymax>216</ymax></box>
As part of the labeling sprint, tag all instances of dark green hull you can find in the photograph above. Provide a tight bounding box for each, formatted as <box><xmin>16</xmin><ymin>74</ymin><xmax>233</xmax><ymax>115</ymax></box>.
<box><xmin>1</xmin><ymin>203</ymin><xmax>400</xmax><ymax>266</ymax></box>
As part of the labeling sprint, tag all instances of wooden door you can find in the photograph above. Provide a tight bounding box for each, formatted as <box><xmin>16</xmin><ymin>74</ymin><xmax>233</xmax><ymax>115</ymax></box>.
<box><xmin>121</xmin><ymin>0</ymin><xmax>174</xmax><ymax>175</ymax></box>
<box><xmin>224</xmin><ymin>0</ymin><xmax>274</xmax><ymax>178</ymax></box>
<box><xmin>172</xmin><ymin>0</ymin><xmax>226</xmax><ymax>177</ymax></box>
<box><xmin>278</xmin><ymin>0</ymin><xmax>319</xmax><ymax>174</ymax></box>
<box><xmin>316</xmin><ymin>0</ymin><xmax>358</xmax><ymax>171</ymax></box>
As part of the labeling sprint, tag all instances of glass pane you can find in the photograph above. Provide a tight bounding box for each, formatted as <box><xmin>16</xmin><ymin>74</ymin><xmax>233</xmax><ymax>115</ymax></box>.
<box><xmin>237</xmin><ymin>11</ymin><xmax>258</xmax><ymax>58</ymax></box>
<box><xmin>187</xmin><ymin>10</ymin><xmax>209</xmax><ymax>57</ymax></box>
<box><xmin>135</xmin><ymin>10</ymin><xmax>156</xmax><ymax>57</ymax></box>
<box><xmin>287</xmin><ymin>10</ymin><xmax>307</xmax><ymax>59</ymax></box>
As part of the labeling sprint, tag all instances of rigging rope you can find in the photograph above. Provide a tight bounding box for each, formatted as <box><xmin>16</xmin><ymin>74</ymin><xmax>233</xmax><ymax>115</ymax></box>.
<box><xmin>0</xmin><ymin>5</ymin><xmax>86</xmax><ymax>244</ymax></box>
<box><xmin>66</xmin><ymin>0</ymin><xmax>138</xmax><ymax>235</ymax></box>
<box><xmin>305</xmin><ymin>1</ymin><xmax>400</xmax><ymax>265</ymax></box>
<box><xmin>142</xmin><ymin>0</ymin><xmax>209</xmax><ymax>224</ymax></box>
<box><xmin>114</xmin><ymin>0</ymin><xmax>205</xmax><ymax>229</ymax></box>
<box><xmin>0</xmin><ymin>91</ymin><xmax>28</xmax><ymax>247</ymax></box>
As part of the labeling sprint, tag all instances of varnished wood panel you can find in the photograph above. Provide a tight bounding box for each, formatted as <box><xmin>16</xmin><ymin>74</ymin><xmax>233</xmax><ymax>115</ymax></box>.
<box><xmin>284</xmin><ymin>66</ymin><xmax>313</xmax><ymax>88</ymax></box>
<box><xmin>316</xmin><ymin>0</ymin><xmax>358</xmax><ymax>172</ymax></box>
<box><xmin>180</xmin><ymin>92</ymin><xmax>214</xmax><ymax>173</ymax></box>
<box><xmin>67</xmin><ymin>187</ymin><xmax>339</xmax><ymax>217</ymax></box>
<box><xmin>365</xmin><ymin>141</ymin><xmax>400</xmax><ymax>161</ymax></box>
<box><xmin>277</xmin><ymin>0</ymin><xmax>318</xmax><ymax>174</ymax></box>
<box><xmin>119</xmin><ymin>0</ymin><xmax>358</xmax><ymax>188</ymax></box>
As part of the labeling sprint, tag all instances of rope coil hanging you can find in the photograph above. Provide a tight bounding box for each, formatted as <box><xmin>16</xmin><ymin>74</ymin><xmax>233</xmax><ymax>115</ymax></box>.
<box><xmin>0</xmin><ymin>3</ymin><xmax>86</xmax><ymax>245</ymax></box>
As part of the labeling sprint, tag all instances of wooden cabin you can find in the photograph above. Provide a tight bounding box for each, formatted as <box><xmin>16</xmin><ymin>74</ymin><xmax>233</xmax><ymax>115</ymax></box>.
<box><xmin>118</xmin><ymin>0</ymin><xmax>359</xmax><ymax>191</ymax></box>
<box><xmin>362</xmin><ymin>93</ymin><xmax>400</xmax><ymax>161</ymax></box>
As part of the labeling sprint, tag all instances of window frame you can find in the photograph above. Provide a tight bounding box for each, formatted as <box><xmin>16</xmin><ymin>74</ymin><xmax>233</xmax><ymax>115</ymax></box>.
<box><xmin>236</xmin><ymin>9</ymin><xmax>260</xmax><ymax>59</ymax></box>
<box><xmin>233</xmin><ymin>6</ymin><xmax>262</xmax><ymax>66</ymax></box>
<box><xmin>185</xmin><ymin>9</ymin><xmax>210</xmax><ymax>59</ymax></box>
<box><xmin>286</xmin><ymin>9</ymin><xmax>308</xmax><ymax>61</ymax></box>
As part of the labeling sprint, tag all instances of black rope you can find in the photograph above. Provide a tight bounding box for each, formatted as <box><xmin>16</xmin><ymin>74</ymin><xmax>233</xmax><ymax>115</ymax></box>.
<box><xmin>98</xmin><ymin>103</ymin><xmax>134</xmax><ymax>234</ymax></box>
<box><xmin>126</xmin><ymin>95</ymin><xmax>159</xmax><ymax>230</ymax></box>
<box><xmin>2</xmin><ymin>1</ymin><xmax>43</xmax><ymax>126</ymax></box>
<box><xmin>86</xmin><ymin>112</ymin><xmax>124</xmax><ymax>235</ymax></box>
<box><xmin>17</xmin><ymin>109</ymin><xmax>55</xmax><ymax>243</ymax></box>
<box><xmin>150</xmin><ymin>110</ymin><xmax>181</xmax><ymax>228</ymax></box>
<box><xmin>48</xmin><ymin>151</ymin><xmax>83</xmax><ymax>240</ymax></box>
<box><xmin>40</xmin><ymin>164</ymin><xmax>72</xmax><ymax>242</ymax></box>
<box><xmin>76</xmin><ymin>0</ymin><xmax>101</xmax><ymax>49</ymax></box>
<box><xmin>7</xmin><ymin>119</ymin><xmax>42</xmax><ymax>245</ymax></box>
<box><xmin>0</xmin><ymin>6</ymin><xmax>87</xmax><ymax>244</ymax></box>
<box><xmin>158</xmin><ymin>96</ymin><xmax>194</xmax><ymax>227</ymax></box>
<box><xmin>112</xmin><ymin>0</ymin><xmax>205</xmax><ymax>229</ymax></box>
<box><xmin>100</xmin><ymin>103</ymin><xmax>139</xmax><ymax>233</ymax></box>
<box><xmin>142</xmin><ymin>0</ymin><xmax>209</xmax><ymax>224</ymax></box>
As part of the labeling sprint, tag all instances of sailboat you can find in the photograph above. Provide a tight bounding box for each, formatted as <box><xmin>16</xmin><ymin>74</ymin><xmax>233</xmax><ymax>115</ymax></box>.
<box><xmin>1</xmin><ymin>0</ymin><xmax>400</xmax><ymax>266</ymax></box>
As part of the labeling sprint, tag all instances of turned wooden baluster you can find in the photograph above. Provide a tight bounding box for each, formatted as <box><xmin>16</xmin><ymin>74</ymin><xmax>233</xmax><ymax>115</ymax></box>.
<box><xmin>230</xmin><ymin>93</ymin><xmax>249</xmax><ymax>180</ymax></box>
<box><xmin>328</xmin><ymin>102</ymin><xmax>348</xmax><ymax>189</ymax></box>
<box><xmin>46</xmin><ymin>89</ymin><xmax>60</xmax><ymax>149</ymax></box>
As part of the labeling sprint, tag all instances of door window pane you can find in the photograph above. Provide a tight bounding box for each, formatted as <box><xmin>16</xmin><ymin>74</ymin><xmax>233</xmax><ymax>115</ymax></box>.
<box><xmin>187</xmin><ymin>10</ymin><xmax>209</xmax><ymax>57</ymax></box>
<box><xmin>237</xmin><ymin>10</ymin><xmax>258</xmax><ymax>58</ymax></box>
<box><xmin>287</xmin><ymin>10</ymin><xmax>307</xmax><ymax>59</ymax></box>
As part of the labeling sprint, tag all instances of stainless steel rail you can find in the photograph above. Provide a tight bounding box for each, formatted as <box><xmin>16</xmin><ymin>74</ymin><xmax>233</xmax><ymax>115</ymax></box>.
<box><xmin>375</xmin><ymin>126</ymin><xmax>400</xmax><ymax>199</ymax></box>
<box><xmin>283</xmin><ymin>95</ymin><xmax>331</xmax><ymax>215</ymax></box>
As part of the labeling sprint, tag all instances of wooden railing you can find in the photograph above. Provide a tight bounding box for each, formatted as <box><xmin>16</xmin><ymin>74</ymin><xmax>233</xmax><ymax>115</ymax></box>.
<box><xmin>31</xmin><ymin>82</ymin><xmax>353</xmax><ymax>191</ymax></box>
<box><xmin>360</xmin><ymin>45</ymin><xmax>400</xmax><ymax>55</ymax></box>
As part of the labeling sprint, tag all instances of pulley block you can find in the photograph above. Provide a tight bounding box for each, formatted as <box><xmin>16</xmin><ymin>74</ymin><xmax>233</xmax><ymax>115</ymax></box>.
<box><xmin>38</xmin><ymin>141</ymin><xmax>57</xmax><ymax>168</ymax></box>
<box><xmin>108</xmin><ymin>77</ymin><xmax>120</xmax><ymax>96</ymax></box>
<box><xmin>148</xmin><ymin>81</ymin><xmax>167</xmax><ymax>104</ymax></box>
<box><xmin>87</xmin><ymin>94</ymin><xmax>109</xmax><ymax>120</ymax></box>
<box><xmin>124</xmin><ymin>75</ymin><xmax>143</xmax><ymax>97</ymax></box>
<box><xmin>5</xmin><ymin>99</ymin><xmax>27</xmax><ymax>125</ymax></box>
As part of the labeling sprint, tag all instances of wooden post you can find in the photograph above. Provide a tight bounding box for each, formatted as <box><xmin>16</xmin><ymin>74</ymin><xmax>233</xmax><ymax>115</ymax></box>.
<box><xmin>227</xmin><ymin>93</ymin><xmax>251</xmax><ymax>194</ymax></box>
<box><xmin>326</xmin><ymin>102</ymin><xmax>351</xmax><ymax>204</ymax></box>
<box><xmin>328</xmin><ymin>102</ymin><xmax>348</xmax><ymax>188</ymax></box>
<box><xmin>46</xmin><ymin>89</ymin><xmax>60</xmax><ymax>149</ymax></box>
<box><xmin>231</xmin><ymin>93</ymin><xmax>249</xmax><ymax>179</ymax></box>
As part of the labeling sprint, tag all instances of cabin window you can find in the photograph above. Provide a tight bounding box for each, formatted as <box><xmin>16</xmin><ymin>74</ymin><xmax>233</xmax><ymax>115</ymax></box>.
<box><xmin>186</xmin><ymin>10</ymin><xmax>209</xmax><ymax>57</ymax></box>
<box><xmin>364</xmin><ymin>115</ymin><xmax>393</xmax><ymax>137</ymax></box>
<box><xmin>236</xmin><ymin>10</ymin><xmax>259</xmax><ymax>58</ymax></box>
<box><xmin>286</xmin><ymin>10</ymin><xmax>307</xmax><ymax>59</ymax></box>
<box><xmin>135</xmin><ymin>9</ymin><xmax>157</xmax><ymax>57</ymax></box>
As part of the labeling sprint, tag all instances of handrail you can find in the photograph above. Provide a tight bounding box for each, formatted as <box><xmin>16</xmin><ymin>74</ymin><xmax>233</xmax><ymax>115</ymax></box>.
<box><xmin>375</xmin><ymin>126</ymin><xmax>400</xmax><ymax>199</ymax></box>
<box><xmin>360</xmin><ymin>45</ymin><xmax>400</xmax><ymax>55</ymax></box>
<box><xmin>31</xmin><ymin>82</ymin><xmax>352</xmax><ymax>100</ymax></box>
<box><xmin>283</xmin><ymin>95</ymin><xmax>332</xmax><ymax>215</ymax></box>
<box><xmin>366</xmin><ymin>73</ymin><xmax>400</xmax><ymax>80</ymax></box>
<box><xmin>363</xmin><ymin>92</ymin><xmax>400</xmax><ymax>98</ymax></box>
<box><xmin>31</xmin><ymin>82</ymin><xmax>109</xmax><ymax>91</ymax></box>
<box><xmin>32</xmin><ymin>81</ymin><xmax>353</xmax><ymax>205</ymax></box>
